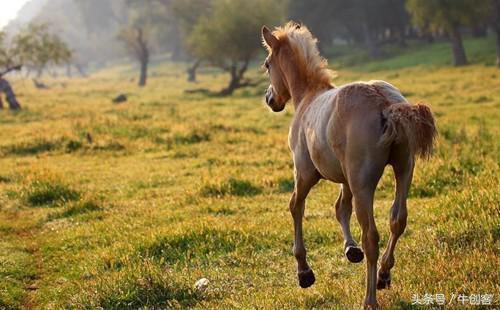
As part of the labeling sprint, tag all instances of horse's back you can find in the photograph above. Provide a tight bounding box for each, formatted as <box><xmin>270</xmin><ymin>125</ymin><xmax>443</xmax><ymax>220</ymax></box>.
<box><xmin>334</xmin><ymin>80</ymin><xmax>406</xmax><ymax>113</ymax></box>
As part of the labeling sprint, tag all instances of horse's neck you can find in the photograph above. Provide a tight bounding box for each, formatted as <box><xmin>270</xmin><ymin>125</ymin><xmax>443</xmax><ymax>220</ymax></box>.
<box><xmin>287</xmin><ymin>73</ymin><xmax>332</xmax><ymax>111</ymax></box>
<box><xmin>288</xmin><ymin>80</ymin><xmax>307</xmax><ymax>109</ymax></box>
<box><xmin>294</xmin><ymin>85</ymin><xmax>334</xmax><ymax>115</ymax></box>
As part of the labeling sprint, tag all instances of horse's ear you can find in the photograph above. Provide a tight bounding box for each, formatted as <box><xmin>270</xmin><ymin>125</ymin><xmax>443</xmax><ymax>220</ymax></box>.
<box><xmin>262</xmin><ymin>26</ymin><xmax>278</xmax><ymax>51</ymax></box>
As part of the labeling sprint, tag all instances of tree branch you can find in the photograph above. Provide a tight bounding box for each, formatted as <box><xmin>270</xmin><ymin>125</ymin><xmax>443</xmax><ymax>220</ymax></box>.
<box><xmin>0</xmin><ymin>65</ymin><xmax>22</xmax><ymax>78</ymax></box>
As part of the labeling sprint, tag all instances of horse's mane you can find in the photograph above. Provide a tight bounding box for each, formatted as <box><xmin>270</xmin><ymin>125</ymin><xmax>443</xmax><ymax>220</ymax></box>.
<box><xmin>272</xmin><ymin>22</ymin><xmax>333</xmax><ymax>88</ymax></box>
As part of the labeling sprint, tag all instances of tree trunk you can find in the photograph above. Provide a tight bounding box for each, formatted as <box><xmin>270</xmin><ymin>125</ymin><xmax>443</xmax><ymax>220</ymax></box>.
<box><xmin>135</xmin><ymin>27</ymin><xmax>149</xmax><ymax>87</ymax></box>
<box><xmin>363</xmin><ymin>23</ymin><xmax>380</xmax><ymax>58</ymax></box>
<box><xmin>66</xmin><ymin>64</ymin><xmax>72</xmax><ymax>78</ymax></box>
<box><xmin>75</xmin><ymin>64</ymin><xmax>87</xmax><ymax>77</ymax></box>
<box><xmin>496</xmin><ymin>28</ymin><xmax>500</xmax><ymax>68</ymax></box>
<box><xmin>0</xmin><ymin>78</ymin><xmax>21</xmax><ymax>110</ymax></box>
<box><xmin>398</xmin><ymin>29</ymin><xmax>407</xmax><ymax>48</ymax></box>
<box><xmin>219</xmin><ymin>68</ymin><xmax>240</xmax><ymax>96</ymax></box>
<box><xmin>36</xmin><ymin>66</ymin><xmax>45</xmax><ymax>78</ymax></box>
<box><xmin>471</xmin><ymin>25</ymin><xmax>487</xmax><ymax>38</ymax></box>
<box><xmin>449</xmin><ymin>26</ymin><xmax>467</xmax><ymax>66</ymax></box>
<box><xmin>187</xmin><ymin>59</ymin><xmax>201</xmax><ymax>82</ymax></box>
<box><xmin>219</xmin><ymin>60</ymin><xmax>249</xmax><ymax>96</ymax></box>
<box><xmin>171</xmin><ymin>43</ymin><xmax>184</xmax><ymax>62</ymax></box>
<box><xmin>139</xmin><ymin>57</ymin><xmax>148</xmax><ymax>87</ymax></box>
<box><xmin>492</xmin><ymin>0</ymin><xmax>500</xmax><ymax>68</ymax></box>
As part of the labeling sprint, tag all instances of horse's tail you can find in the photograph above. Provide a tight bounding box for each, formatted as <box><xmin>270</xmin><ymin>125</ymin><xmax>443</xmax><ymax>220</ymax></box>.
<box><xmin>379</xmin><ymin>102</ymin><xmax>437</xmax><ymax>159</ymax></box>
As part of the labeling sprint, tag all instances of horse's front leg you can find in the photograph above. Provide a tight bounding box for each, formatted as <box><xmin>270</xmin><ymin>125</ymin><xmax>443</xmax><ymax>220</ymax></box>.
<box><xmin>290</xmin><ymin>169</ymin><xmax>320</xmax><ymax>288</ymax></box>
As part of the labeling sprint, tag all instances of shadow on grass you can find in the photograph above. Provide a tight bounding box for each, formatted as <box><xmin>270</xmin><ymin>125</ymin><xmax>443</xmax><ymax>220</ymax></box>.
<box><xmin>0</xmin><ymin>138</ymin><xmax>60</xmax><ymax>156</ymax></box>
<box><xmin>277</xmin><ymin>178</ymin><xmax>294</xmax><ymax>193</ymax></box>
<box><xmin>47</xmin><ymin>199</ymin><xmax>102</xmax><ymax>221</ymax></box>
<box><xmin>73</xmin><ymin>261</ymin><xmax>203</xmax><ymax>309</ymax></box>
<box><xmin>21</xmin><ymin>179</ymin><xmax>80</xmax><ymax>207</ymax></box>
<box><xmin>136</xmin><ymin>227</ymin><xmax>275</xmax><ymax>267</ymax></box>
<box><xmin>0</xmin><ymin>137</ymin><xmax>127</xmax><ymax>157</ymax></box>
<box><xmin>184</xmin><ymin>78</ymin><xmax>267</xmax><ymax>98</ymax></box>
<box><xmin>200</xmin><ymin>178</ymin><xmax>262</xmax><ymax>197</ymax></box>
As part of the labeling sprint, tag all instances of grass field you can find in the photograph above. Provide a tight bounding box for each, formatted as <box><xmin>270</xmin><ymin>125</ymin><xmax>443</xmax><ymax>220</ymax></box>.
<box><xmin>0</xmin><ymin>37</ymin><xmax>499</xmax><ymax>309</ymax></box>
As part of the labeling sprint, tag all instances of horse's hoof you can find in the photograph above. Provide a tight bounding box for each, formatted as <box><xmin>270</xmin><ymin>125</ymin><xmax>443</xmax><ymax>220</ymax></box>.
<box><xmin>376</xmin><ymin>272</ymin><xmax>391</xmax><ymax>290</ymax></box>
<box><xmin>363</xmin><ymin>301</ymin><xmax>380</xmax><ymax>309</ymax></box>
<box><xmin>345</xmin><ymin>246</ymin><xmax>364</xmax><ymax>263</ymax></box>
<box><xmin>298</xmin><ymin>268</ymin><xmax>315</xmax><ymax>288</ymax></box>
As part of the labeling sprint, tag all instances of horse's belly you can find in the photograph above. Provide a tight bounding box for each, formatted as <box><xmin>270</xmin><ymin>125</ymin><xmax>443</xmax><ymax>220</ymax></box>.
<box><xmin>310</xmin><ymin>144</ymin><xmax>346</xmax><ymax>183</ymax></box>
<box><xmin>302</xmin><ymin>90</ymin><xmax>346</xmax><ymax>183</ymax></box>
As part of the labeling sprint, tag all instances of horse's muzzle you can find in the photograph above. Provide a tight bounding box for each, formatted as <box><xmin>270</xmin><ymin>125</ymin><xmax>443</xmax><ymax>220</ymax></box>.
<box><xmin>265</xmin><ymin>87</ymin><xmax>284</xmax><ymax>112</ymax></box>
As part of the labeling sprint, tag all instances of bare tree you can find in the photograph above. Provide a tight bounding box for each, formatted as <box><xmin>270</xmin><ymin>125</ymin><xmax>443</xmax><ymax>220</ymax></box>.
<box><xmin>119</xmin><ymin>27</ymin><xmax>149</xmax><ymax>86</ymax></box>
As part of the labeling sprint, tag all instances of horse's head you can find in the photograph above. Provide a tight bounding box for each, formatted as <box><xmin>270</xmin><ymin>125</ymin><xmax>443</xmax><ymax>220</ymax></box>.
<box><xmin>261</xmin><ymin>26</ymin><xmax>292</xmax><ymax>112</ymax></box>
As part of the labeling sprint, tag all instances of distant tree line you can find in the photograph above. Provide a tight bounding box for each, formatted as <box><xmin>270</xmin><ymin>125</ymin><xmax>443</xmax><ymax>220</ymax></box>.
<box><xmin>121</xmin><ymin>0</ymin><xmax>498</xmax><ymax>90</ymax></box>
<box><xmin>75</xmin><ymin>0</ymin><xmax>286</xmax><ymax>92</ymax></box>
<box><xmin>290</xmin><ymin>0</ymin><xmax>500</xmax><ymax>67</ymax></box>
<box><xmin>3</xmin><ymin>0</ymin><xmax>499</xmax><ymax>94</ymax></box>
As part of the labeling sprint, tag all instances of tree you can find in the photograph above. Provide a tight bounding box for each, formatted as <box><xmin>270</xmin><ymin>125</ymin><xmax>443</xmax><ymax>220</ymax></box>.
<box><xmin>406</xmin><ymin>0</ymin><xmax>488</xmax><ymax>66</ymax></box>
<box><xmin>118</xmin><ymin>0</ymin><xmax>171</xmax><ymax>87</ymax></box>
<box><xmin>289</xmin><ymin>0</ymin><xmax>410</xmax><ymax>57</ymax></box>
<box><xmin>170</xmin><ymin>0</ymin><xmax>212</xmax><ymax>82</ymax></box>
<box><xmin>489</xmin><ymin>0</ymin><xmax>500</xmax><ymax>67</ymax></box>
<box><xmin>0</xmin><ymin>23</ymin><xmax>72</xmax><ymax>110</ymax></box>
<box><xmin>1</xmin><ymin>31</ymin><xmax>22</xmax><ymax>110</ymax></box>
<box><xmin>0</xmin><ymin>61</ymin><xmax>22</xmax><ymax>110</ymax></box>
<box><xmin>118</xmin><ymin>26</ymin><xmax>150</xmax><ymax>86</ymax></box>
<box><xmin>188</xmin><ymin>0</ymin><xmax>286</xmax><ymax>95</ymax></box>
<box><xmin>13</xmin><ymin>23</ymin><xmax>72</xmax><ymax>77</ymax></box>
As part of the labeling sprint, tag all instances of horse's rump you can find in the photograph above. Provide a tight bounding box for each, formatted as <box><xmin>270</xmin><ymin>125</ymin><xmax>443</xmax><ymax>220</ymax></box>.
<box><xmin>330</xmin><ymin>81</ymin><xmax>436</xmax><ymax>159</ymax></box>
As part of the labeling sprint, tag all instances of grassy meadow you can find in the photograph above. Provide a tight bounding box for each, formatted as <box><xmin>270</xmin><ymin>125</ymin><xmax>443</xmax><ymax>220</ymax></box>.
<box><xmin>0</xmin><ymin>37</ymin><xmax>499</xmax><ymax>309</ymax></box>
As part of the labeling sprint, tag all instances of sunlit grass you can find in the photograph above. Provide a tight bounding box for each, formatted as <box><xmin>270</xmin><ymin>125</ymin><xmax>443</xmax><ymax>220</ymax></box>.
<box><xmin>0</xmin><ymin>37</ymin><xmax>498</xmax><ymax>308</ymax></box>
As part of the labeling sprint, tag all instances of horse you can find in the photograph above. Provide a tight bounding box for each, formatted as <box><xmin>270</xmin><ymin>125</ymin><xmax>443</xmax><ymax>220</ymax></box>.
<box><xmin>261</xmin><ymin>22</ymin><xmax>436</xmax><ymax>309</ymax></box>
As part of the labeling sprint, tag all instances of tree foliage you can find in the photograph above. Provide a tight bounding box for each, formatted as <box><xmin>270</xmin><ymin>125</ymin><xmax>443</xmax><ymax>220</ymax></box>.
<box><xmin>407</xmin><ymin>0</ymin><xmax>488</xmax><ymax>31</ymax></box>
<box><xmin>187</xmin><ymin>0</ymin><xmax>287</xmax><ymax>94</ymax></box>
<box><xmin>290</xmin><ymin>0</ymin><xmax>409</xmax><ymax>56</ymax></box>
<box><xmin>1</xmin><ymin>23</ymin><xmax>72</xmax><ymax>76</ymax></box>
<box><xmin>12</xmin><ymin>23</ymin><xmax>72</xmax><ymax>75</ymax></box>
<box><xmin>406</xmin><ymin>0</ymin><xmax>488</xmax><ymax>32</ymax></box>
<box><xmin>0</xmin><ymin>32</ymin><xmax>14</xmax><ymax>70</ymax></box>
<box><xmin>406</xmin><ymin>0</ymin><xmax>489</xmax><ymax>66</ymax></box>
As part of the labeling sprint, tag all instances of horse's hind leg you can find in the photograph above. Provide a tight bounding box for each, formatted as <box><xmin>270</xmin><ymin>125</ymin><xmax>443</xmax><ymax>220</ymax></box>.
<box><xmin>351</xmin><ymin>184</ymin><xmax>379</xmax><ymax>309</ymax></box>
<box><xmin>377</xmin><ymin>148</ymin><xmax>414</xmax><ymax>290</ymax></box>
<box><xmin>335</xmin><ymin>183</ymin><xmax>364</xmax><ymax>263</ymax></box>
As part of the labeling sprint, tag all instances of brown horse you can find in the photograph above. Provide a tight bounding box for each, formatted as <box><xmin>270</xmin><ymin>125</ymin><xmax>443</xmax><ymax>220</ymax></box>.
<box><xmin>261</xmin><ymin>22</ymin><xmax>436</xmax><ymax>309</ymax></box>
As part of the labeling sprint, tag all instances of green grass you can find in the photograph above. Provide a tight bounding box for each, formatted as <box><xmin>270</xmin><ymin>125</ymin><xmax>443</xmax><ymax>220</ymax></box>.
<box><xmin>0</xmin><ymin>37</ymin><xmax>498</xmax><ymax>309</ymax></box>
<box><xmin>330</xmin><ymin>35</ymin><xmax>497</xmax><ymax>71</ymax></box>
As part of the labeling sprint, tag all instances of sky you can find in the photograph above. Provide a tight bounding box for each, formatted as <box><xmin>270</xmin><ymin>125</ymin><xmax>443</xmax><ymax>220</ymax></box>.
<box><xmin>0</xmin><ymin>0</ymin><xmax>30</xmax><ymax>29</ymax></box>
